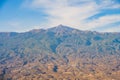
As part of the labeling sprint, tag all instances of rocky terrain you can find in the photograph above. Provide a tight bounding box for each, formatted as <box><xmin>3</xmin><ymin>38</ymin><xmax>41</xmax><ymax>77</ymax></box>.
<box><xmin>0</xmin><ymin>25</ymin><xmax>120</xmax><ymax>80</ymax></box>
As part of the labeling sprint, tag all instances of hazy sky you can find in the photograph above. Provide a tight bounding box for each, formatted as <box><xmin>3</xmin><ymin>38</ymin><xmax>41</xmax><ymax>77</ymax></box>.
<box><xmin>0</xmin><ymin>0</ymin><xmax>120</xmax><ymax>32</ymax></box>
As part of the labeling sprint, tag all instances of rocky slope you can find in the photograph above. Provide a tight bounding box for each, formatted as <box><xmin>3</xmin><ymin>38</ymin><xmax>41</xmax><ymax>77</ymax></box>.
<box><xmin>0</xmin><ymin>25</ymin><xmax>120</xmax><ymax>80</ymax></box>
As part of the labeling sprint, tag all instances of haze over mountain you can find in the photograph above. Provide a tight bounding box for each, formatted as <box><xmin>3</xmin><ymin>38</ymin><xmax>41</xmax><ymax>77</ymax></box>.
<box><xmin>0</xmin><ymin>25</ymin><xmax>120</xmax><ymax>80</ymax></box>
<box><xmin>0</xmin><ymin>0</ymin><xmax>120</xmax><ymax>32</ymax></box>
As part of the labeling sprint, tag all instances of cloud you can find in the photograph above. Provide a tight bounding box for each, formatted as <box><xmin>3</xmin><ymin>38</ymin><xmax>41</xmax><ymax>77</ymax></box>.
<box><xmin>24</xmin><ymin>0</ymin><xmax>120</xmax><ymax>32</ymax></box>
<box><xmin>84</xmin><ymin>14</ymin><xmax>120</xmax><ymax>30</ymax></box>
<box><xmin>102</xmin><ymin>25</ymin><xmax>120</xmax><ymax>32</ymax></box>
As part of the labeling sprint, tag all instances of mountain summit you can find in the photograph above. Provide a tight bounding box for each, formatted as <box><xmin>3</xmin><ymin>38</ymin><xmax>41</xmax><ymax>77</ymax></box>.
<box><xmin>48</xmin><ymin>24</ymin><xmax>74</xmax><ymax>33</ymax></box>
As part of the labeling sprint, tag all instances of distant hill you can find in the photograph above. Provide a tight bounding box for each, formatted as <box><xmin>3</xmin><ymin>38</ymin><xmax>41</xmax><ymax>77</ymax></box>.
<box><xmin>0</xmin><ymin>25</ymin><xmax>120</xmax><ymax>80</ymax></box>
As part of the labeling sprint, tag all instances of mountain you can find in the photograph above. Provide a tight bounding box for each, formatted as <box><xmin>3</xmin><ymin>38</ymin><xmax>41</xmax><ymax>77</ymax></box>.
<box><xmin>0</xmin><ymin>25</ymin><xmax>120</xmax><ymax>80</ymax></box>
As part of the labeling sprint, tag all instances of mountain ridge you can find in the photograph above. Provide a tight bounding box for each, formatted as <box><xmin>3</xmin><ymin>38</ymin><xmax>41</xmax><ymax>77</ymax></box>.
<box><xmin>0</xmin><ymin>25</ymin><xmax>120</xmax><ymax>34</ymax></box>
